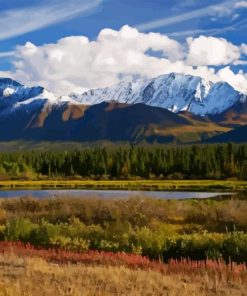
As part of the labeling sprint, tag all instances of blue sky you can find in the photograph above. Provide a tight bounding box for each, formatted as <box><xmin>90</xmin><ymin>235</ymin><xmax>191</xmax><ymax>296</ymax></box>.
<box><xmin>1</xmin><ymin>0</ymin><xmax>247</xmax><ymax>47</ymax></box>
<box><xmin>0</xmin><ymin>0</ymin><xmax>247</xmax><ymax>94</ymax></box>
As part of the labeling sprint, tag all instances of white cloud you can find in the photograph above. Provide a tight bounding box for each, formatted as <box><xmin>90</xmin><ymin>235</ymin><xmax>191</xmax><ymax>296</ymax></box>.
<box><xmin>241</xmin><ymin>43</ymin><xmax>247</xmax><ymax>54</ymax></box>
<box><xmin>9</xmin><ymin>26</ymin><xmax>186</xmax><ymax>94</ymax></box>
<box><xmin>136</xmin><ymin>0</ymin><xmax>237</xmax><ymax>31</ymax></box>
<box><xmin>231</xmin><ymin>13</ymin><xmax>240</xmax><ymax>20</ymax></box>
<box><xmin>234</xmin><ymin>1</ymin><xmax>247</xmax><ymax>8</ymax></box>
<box><xmin>218</xmin><ymin>67</ymin><xmax>247</xmax><ymax>92</ymax></box>
<box><xmin>0</xmin><ymin>0</ymin><xmax>103</xmax><ymax>41</ymax></box>
<box><xmin>0</xmin><ymin>51</ymin><xmax>15</xmax><ymax>58</ymax></box>
<box><xmin>186</xmin><ymin>36</ymin><xmax>241</xmax><ymax>66</ymax></box>
<box><xmin>166</xmin><ymin>18</ymin><xmax>247</xmax><ymax>38</ymax></box>
<box><xmin>3</xmin><ymin>25</ymin><xmax>247</xmax><ymax>95</ymax></box>
<box><xmin>211</xmin><ymin>4</ymin><xmax>233</xmax><ymax>18</ymax></box>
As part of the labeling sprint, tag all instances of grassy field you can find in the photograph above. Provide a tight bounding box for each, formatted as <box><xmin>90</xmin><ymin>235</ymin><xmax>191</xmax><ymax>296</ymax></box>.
<box><xmin>0</xmin><ymin>252</ymin><xmax>246</xmax><ymax>296</ymax></box>
<box><xmin>0</xmin><ymin>179</ymin><xmax>247</xmax><ymax>191</ymax></box>
<box><xmin>0</xmin><ymin>183</ymin><xmax>246</xmax><ymax>296</ymax></box>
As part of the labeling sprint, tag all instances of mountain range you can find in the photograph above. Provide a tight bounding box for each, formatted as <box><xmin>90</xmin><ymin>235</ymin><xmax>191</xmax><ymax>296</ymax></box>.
<box><xmin>0</xmin><ymin>73</ymin><xmax>246</xmax><ymax>144</ymax></box>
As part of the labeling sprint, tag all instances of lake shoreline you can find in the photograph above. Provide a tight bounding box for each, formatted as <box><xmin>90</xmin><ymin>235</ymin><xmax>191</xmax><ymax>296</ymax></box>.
<box><xmin>0</xmin><ymin>180</ymin><xmax>246</xmax><ymax>192</ymax></box>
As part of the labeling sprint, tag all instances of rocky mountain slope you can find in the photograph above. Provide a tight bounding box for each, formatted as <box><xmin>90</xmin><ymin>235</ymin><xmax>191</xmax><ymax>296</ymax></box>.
<box><xmin>0</xmin><ymin>74</ymin><xmax>246</xmax><ymax>143</ymax></box>
<box><xmin>72</xmin><ymin>73</ymin><xmax>247</xmax><ymax>116</ymax></box>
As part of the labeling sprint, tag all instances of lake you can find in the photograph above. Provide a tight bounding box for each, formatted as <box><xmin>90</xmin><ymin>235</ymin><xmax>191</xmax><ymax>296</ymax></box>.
<box><xmin>0</xmin><ymin>189</ymin><xmax>233</xmax><ymax>199</ymax></box>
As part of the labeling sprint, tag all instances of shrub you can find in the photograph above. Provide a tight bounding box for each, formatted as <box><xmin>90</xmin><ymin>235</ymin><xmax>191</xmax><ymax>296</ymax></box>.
<box><xmin>5</xmin><ymin>218</ymin><xmax>36</xmax><ymax>242</ymax></box>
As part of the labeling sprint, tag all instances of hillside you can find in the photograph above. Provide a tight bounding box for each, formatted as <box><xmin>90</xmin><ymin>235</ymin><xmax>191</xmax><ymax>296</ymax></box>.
<box><xmin>0</xmin><ymin>74</ymin><xmax>246</xmax><ymax>143</ymax></box>
<box><xmin>208</xmin><ymin>124</ymin><xmax>247</xmax><ymax>143</ymax></box>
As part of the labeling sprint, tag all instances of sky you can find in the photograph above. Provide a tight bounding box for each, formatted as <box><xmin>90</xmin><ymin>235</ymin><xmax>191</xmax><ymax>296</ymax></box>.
<box><xmin>0</xmin><ymin>0</ymin><xmax>247</xmax><ymax>95</ymax></box>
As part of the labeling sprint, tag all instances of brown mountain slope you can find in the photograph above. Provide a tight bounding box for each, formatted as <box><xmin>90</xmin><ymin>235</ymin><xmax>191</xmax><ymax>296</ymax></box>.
<box><xmin>207</xmin><ymin>124</ymin><xmax>247</xmax><ymax>143</ymax></box>
<box><xmin>209</xmin><ymin>100</ymin><xmax>247</xmax><ymax>128</ymax></box>
<box><xmin>0</xmin><ymin>101</ymin><xmax>232</xmax><ymax>143</ymax></box>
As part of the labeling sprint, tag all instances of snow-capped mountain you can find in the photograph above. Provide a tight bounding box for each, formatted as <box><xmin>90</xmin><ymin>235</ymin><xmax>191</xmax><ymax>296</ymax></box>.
<box><xmin>72</xmin><ymin>73</ymin><xmax>247</xmax><ymax>116</ymax></box>
<box><xmin>1</xmin><ymin>74</ymin><xmax>246</xmax><ymax>117</ymax></box>
<box><xmin>0</xmin><ymin>73</ymin><xmax>246</xmax><ymax>143</ymax></box>
<box><xmin>0</xmin><ymin>78</ymin><xmax>75</xmax><ymax>117</ymax></box>
<box><xmin>0</xmin><ymin>78</ymin><xmax>44</xmax><ymax>100</ymax></box>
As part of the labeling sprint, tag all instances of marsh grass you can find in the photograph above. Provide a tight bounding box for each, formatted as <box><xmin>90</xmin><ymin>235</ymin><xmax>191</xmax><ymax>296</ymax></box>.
<box><xmin>0</xmin><ymin>252</ymin><xmax>246</xmax><ymax>296</ymax></box>
<box><xmin>0</xmin><ymin>179</ymin><xmax>247</xmax><ymax>191</ymax></box>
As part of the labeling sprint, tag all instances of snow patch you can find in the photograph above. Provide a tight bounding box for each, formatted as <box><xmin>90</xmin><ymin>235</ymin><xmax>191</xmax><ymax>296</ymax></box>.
<box><xmin>0</xmin><ymin>74</ymin><xmax>246</xmax><ymax>117</ymax></box>
<box><xmin>3</xmin><ymin>87</ymin><xmax>15</xmax><ymax>97</ymax></box>
<box><xmin>71</xmin><ymin>73</ymin><xmax>244</xmax><ymax>116</ymax></box>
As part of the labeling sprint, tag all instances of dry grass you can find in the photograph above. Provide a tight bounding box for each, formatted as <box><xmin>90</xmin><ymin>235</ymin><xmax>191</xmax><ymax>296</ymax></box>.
<box><xmin>0</xmin><ymin>254</ymin><xmax>246</xmax><ymax>296</ymax></box>
<box><xmin>148</xmin><ymin>123</ymin><xmax>231</xmax><ymax>136</ymax></box>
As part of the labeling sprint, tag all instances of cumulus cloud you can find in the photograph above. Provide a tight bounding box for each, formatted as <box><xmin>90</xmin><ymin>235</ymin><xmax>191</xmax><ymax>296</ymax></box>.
<box><xmin>241</xmin><ymin>43</ymin><xmax>247</xmax><ymax>55</ymax></box>
<box><xmin>3</xmin><ymin>25</ymin><xmax>247</xmax><ymax>95</ymax></box>
<box><xmin>218</xmin><ymin>67</ymin><xmax>247</xmax><ymax>91</ymax></box>
<box><xmin>186</xmin><ymin>36</ymin><xmax>241</xmax><ymax>66</ymax></box>
<box><xmin>9</xmin><ymin>26</ymin><xmax>186</xmax><ymax>94</ymax></box>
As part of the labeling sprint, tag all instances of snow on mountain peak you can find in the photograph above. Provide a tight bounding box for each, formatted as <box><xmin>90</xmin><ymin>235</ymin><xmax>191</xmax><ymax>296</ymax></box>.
<box><xmin>0</xmin><ymin>78</ymin><xmax>44</xmax><ymax>101</ymax></box>
<box><xmin>3</xmin><ymin>87</ymin><xmax>15</xmax><ymax>97</ymax></box>
<box><xmin>0</xmin><ymin>73</ymin><xmax>246</xmax><ymax>117</ymax></box>
<box><xmin>70</xmin><ymin>73</ymin><xmax>245</xmax><ymax>116</ymax></box>
<box><xmin>0</xmin><ymin>78</ymin><xmax>78</xmax><ymax>104</ymax></box>
<box><xmin>0</xmin><ymin>78</ymin><xmax>78</xmax><ymax>117</ymax></box>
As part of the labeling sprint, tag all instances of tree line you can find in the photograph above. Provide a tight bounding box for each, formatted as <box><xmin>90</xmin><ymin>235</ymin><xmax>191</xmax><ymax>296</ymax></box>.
<box><xmin>0</xmin><ymin>143</ymin><xmax>247</xmax><ymax>179</ymax></box>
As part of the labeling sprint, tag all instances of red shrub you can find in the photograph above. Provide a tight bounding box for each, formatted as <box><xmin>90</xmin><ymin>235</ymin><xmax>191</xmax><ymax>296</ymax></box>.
<box><xmin>0</xmin><ymin>241</ymin><xmax>246</xmax><ymax>282</ymax></box>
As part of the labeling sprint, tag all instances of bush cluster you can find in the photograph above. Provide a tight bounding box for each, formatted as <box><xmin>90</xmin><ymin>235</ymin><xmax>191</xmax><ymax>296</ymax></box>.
<box><xmin>1</xmin><ymin>217</ymin><xmax>247</xmax><ymax>263</ymax></box>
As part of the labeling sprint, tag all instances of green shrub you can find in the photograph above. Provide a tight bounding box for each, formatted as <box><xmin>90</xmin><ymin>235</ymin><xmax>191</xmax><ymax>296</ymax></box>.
<box><xmin>5</xmin><ymin>218</ymin><xmax>36</xmax><ymax>242</ymax></box>
<box><xmin>2</xmin><ymin>217</ymin><xmax>247</xmax><ymax>263</ymax></box>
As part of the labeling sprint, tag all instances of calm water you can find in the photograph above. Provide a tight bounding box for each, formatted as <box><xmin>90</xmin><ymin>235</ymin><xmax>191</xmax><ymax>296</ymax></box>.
<box><xmin>0</xmin><ymin>190</ymin><xmax>233</xmax><ymax>199</ymax></box>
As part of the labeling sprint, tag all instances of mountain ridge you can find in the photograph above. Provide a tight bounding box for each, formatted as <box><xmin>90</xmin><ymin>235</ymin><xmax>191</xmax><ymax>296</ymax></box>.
<box><xmin>0</xmin><ymin>73</ymin><xmax>246</xmax><ymax>143</ymax></box>
<box><xmin>71</xmin><ymin>73</ymin><xmax>247</xmax><ymax>116</ymax></box>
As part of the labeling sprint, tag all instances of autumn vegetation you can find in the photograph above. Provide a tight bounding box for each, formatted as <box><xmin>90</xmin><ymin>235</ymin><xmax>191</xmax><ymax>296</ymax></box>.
<box><xmin>0</xmin><ymin>196</ymin><xmax>246</xmax><ymax>263</ymax></box>
<box><xmin>0</xmin><ymin>251</ymin><xmax>246</xmax><ymax>296</ymax></box>
<box><xmin>0</xmin><ymin>196</ymin><xmax>246</xmax><ymax>295</ymax></box>
<box><xmin>0</xmin><ymin>144</ymin><xmax>246</xmax><ymax>294</ymax></box>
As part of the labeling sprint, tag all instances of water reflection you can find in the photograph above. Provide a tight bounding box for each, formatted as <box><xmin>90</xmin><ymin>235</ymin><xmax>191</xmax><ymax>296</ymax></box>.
<box><xmin>0</xmin><ymin>190</ymin><xmax>233</xmax><ymax>200</ymax></box>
